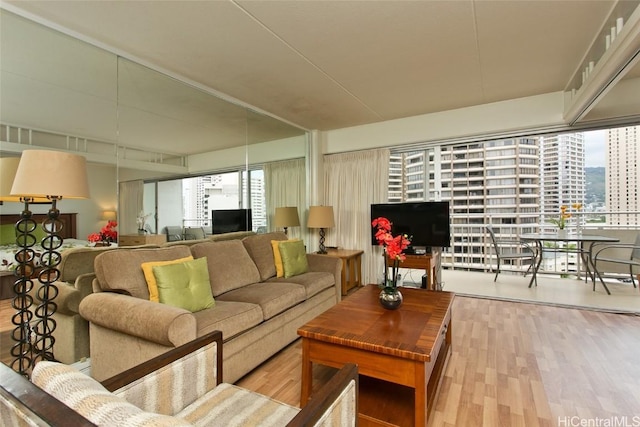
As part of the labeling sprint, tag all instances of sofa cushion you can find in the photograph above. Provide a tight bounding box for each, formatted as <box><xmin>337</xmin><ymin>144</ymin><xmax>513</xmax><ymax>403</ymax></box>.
<box><xmin>192</xmin><ymin>300</ymin><xmax>263</xmax><ymax>342</ymax></box>
<box><xmin>141</xmin><ymin>256</ymin><xmax>194</xmax><ymax>302</ymax></box>
<box><xmin>153</xmin><ymin>257</ymin><xmax>215</xmax><ymax>312</ymax></box>
<box><xmin>215</xmin><ymin>282</ymin><xmax>306</xmax><ymax>320</ymax></box>
<box><xmin>190</xmin><ymin>240</ymin><xmax>260</xmax><ymax>296</ymax></box>
<box><xmin>267</xmin><ymin>271</ymin><xmax>335</xmax><ymax>299</ymax></box>
<box><xmin>32</xmin><ymin>361</ymin><xmax>191</xmax><ymax>427</ymax></box>
<box><xmin>278</xmin><ymin>239</ymin><xmax>308</xmax><ymax>278</ymax></box>
<box><xmin>242</xmin><ymin>232</ymin><xmax>287</xmax><ymax>281</ymax></box>
<box><xmin>94</xmin><ymin>246</ymin><xmax>192</xmax><ymax>299</ymax></box>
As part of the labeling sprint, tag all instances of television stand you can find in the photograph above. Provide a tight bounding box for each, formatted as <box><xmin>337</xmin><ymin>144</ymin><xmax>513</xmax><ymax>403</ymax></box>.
<box><xmin>389</xmin><ymin>248</ymin><xmax>442</xmax><ymax>291</ymax></box>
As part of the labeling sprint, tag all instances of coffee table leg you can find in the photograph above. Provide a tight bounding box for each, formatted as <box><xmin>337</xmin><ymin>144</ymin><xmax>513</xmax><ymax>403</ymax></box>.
<box><xmin>300</xmin><ymin>338</ymin><xmax>313</xmax><ymax>407</ymax></box>
<box><xmin>415</xmin><ymin>364</ymin><xmax>427</xmax><ymax>426</ymax></box>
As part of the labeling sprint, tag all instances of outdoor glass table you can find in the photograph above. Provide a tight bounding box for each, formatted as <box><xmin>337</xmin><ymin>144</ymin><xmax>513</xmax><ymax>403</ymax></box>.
<box><xmin>519</xmin><ymin>233</ymin><xmax>620</xmax><ymax>295</ymax></box>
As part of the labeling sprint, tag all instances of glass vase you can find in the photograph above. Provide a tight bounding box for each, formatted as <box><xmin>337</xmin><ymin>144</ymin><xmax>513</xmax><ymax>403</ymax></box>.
<box><xmin>379</xmin><ymin>286</ymin><xmax>403</xmax><ymax>310</ymax></box>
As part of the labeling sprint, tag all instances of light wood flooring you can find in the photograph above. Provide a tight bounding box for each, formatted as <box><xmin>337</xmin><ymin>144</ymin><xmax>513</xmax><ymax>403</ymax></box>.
<box><xmin>2</xmin><ymin>294</ymin><xmax>640</xmax><ymax>426</ymax></box>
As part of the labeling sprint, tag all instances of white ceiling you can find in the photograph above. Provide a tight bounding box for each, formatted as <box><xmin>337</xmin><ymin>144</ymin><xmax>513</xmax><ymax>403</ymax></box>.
<box><xmin>2</xmin><ymin>0</ymin><xmax>640</xmax><ymax>157</ymax></box>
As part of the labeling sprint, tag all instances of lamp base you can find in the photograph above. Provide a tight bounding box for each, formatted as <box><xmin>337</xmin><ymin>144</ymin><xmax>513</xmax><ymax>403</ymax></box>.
<box><xmin>318</xmin><ymin>228</ymin><xmax>327</xmax><ymax>254</ymax></box>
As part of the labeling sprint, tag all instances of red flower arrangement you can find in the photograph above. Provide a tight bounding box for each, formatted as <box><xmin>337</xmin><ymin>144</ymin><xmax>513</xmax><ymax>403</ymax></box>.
<box><xmin>372</xmin><ymin>217</ymin><xmax>411</xmax><ymax>289</ymax></box>
<box><xmin>88</xmin><ymin>220</ymin><xmax>118</xmax><ymax>245</ymax></box>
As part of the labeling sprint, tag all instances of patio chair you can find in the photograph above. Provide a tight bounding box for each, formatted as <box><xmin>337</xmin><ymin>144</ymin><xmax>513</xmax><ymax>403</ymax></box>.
<box><xmin>592</xmin><ymin>233</ymin><xmax>640</xmax><ymax>293</ymax></box>
<box><xmin>486</xmin><ymin>226</ymin><xmax>536</xmax><ymax>283</ymax></box>
<box><xmin>183</xmin><ymin>226</ymin><xmax>206</xmax><ymax>240</ymax></box>
<box><xmin>164</xmin><ymin>225</ymin><xmax>184</xmax><ymax>242</ymax></box>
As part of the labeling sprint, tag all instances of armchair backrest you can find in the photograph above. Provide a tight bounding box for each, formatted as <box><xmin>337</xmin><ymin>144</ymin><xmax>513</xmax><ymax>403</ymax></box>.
<box><xmin>58</xmin><ymin>246</ymin><xmax>114</xmax><ymax>283</ymax></box>
<box><xmin>104</xmin><ymin>332</ymin><xmax>222</xmax><ymax>415</ymax></box>
<box><xmin>0</xmin><ymin>362</ymin><xmax>96</xmax><ymax>427</ymax></box>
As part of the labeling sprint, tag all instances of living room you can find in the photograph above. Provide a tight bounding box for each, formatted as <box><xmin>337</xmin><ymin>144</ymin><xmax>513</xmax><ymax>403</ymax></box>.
<box><xmin>1</xmin><ymin>2</ymin><xmax>640</xmax><ymax>426</ymax></box>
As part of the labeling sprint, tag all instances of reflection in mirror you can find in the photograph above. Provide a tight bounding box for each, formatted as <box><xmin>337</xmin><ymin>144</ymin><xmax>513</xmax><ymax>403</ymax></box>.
<box><xmin>116</xmin><ymin>56</ymin><xmax>309</xmax><ymax>237</ymax></box>
<box><xmin>1</xmin><ymin>8</ymin><xmax>310</xmax><ymax>241</ymax></box>
<box><xmin>0</xmin><ymin>9</ymin><xmax>119</xmax><ymax>239</ymax></box>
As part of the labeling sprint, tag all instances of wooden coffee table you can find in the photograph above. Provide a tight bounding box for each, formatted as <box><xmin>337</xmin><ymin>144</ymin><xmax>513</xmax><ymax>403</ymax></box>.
<box><xmin>298</xmin><ymin>286</ymin><xmax>454</xmax><ymax>426</ymax></box>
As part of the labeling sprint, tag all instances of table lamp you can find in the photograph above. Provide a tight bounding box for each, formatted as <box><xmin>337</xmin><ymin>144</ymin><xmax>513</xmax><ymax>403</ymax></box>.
<box><xmin>10</xmin><ymin>150</ymin><xmax>89</xmax><ymax>375</ymax></box>
<box><xmin>101</xmin><ymin>210</ymin><xmax>117</xmax><ymax>221</ymax></box>
<box><xmin>307</xmin><ymin>206</ymin><xmax>335</xmax><ymax>254</ymax></box>
<box><xmin>274</xmin><ymin>207</ymin><xmax>300</xmax><ymax>235</ymax></box>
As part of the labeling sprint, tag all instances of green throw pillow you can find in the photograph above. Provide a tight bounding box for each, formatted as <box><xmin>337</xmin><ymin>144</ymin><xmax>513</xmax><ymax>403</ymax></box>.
<box><xmin>152</xmin><ymin>257</ymin><xmax>215</xmax><ymax>312</ymax></box>
<box><xmin>32</xmin><ymin>224</ymin><xmax>48</xmax><ymax>243</ymax></box>
<box><xmin>278</xmin><ymin>239</ymin><xmax>308</xmax><ymax>278</ymax></box>
<box><xmin>0</xmin><ymin>223</ymin><xmax>48</xmax><ymax>245</ymax></box>
<box><xmin>0</xmin><ymin>224</ymin><xmax>16</xmax><ymax>245</ymax></box>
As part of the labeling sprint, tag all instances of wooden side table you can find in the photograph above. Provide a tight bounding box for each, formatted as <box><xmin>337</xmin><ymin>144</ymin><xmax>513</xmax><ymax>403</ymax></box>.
<box><xmin>118</xmin><ymin>234</ymin><xmax>167</xmax><ymax>247</ymax></box>
<box><xmin>389</xmin><ymin>249</ymin><xmax>442</xmax><ymax>291</ymax></box>
<box><xmin>323</xmin><ymin>249</ymin><xmax>364</xmax><ymax>296</ymax></box>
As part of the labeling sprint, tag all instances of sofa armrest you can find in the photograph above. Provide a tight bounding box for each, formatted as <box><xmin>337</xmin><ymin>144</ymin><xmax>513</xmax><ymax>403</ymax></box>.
<box><xmin>74</xmin><ymin>272</ymin><xmax>96</xmax><ymax>299</ymax></box>
<box><xmin>0</xmin><ymin>362</ymin><xmax>96</xmax><ymax>427</ymax></box>
<box><xmin>307</xmin><ymin>254</ymin><xmax>342</xmax><ymax>301</ymax></box>
<box><xmin>287</xmin><ymin>363</ymin><xmax>358</xmax><ymax>427</ymax></box>
<box><xmin>102</xmin><ymin>331</ymin><xmax>223</xmax><ymax>415</ymax></box>
<box><xmin>79</xmin><ymin>293</ymin><xmax>197</xmax><ymax>347</ymax></box>
<box><xmin>50</xmin><ymin>281</ymin><xmax>81</xmax><ymax>315</ymax></box>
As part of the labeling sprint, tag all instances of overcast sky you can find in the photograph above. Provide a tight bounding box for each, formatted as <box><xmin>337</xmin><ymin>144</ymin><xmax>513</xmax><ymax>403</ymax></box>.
<box><xmin>584</xmin><ymin>129</ymin><xmax>606</xmax><ymax>167</ymax></box>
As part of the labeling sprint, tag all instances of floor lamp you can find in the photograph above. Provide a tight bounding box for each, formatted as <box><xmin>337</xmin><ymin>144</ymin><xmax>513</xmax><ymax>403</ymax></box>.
<box><xmin>274</xmin><ymin>207</ymin><xmax>300</xmax><ymax>235</ymax></box>
<box><xmin>307</xmin><ymin>206</ymin><xmax>335</xmax><ymax>254</ymax></box>
<box><xmin>0</xmin><ymin>157</ymin><xmax>49</xmax><ymax>376</ymax></box>
<box><xmin>9</xmin><ymin>150</ymin><xmax>89</xmax><ymax>375</ymax></box>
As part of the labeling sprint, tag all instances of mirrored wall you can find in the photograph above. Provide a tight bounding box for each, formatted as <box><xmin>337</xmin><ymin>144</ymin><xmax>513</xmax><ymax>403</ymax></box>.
<box><xmin>0</xmin><ymin>9</ymin><xmax>308</xmax><ymax>237</ymax></box>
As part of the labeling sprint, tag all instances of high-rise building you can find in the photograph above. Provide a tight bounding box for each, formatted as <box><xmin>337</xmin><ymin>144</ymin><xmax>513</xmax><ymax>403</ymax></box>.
<box><xmin>606</xmin><ymin>126</ymin><xmax>640</xmax><ymax>225</ymax></box>
<box><xmin>539</xmin><ymin>133</ymin><xmax>585</xmax><ymax>231</ymax></box>
<box><xmin>391</xmin><ymin>138</ymin><xmax>540</xmax><ymax>272</ymax></box>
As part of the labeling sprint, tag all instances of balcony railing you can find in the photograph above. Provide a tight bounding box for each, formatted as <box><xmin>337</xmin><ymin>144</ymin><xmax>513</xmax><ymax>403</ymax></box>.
<box><xmin>443</xmin><ymin>211</ymin><xmax>639</xmax><ymax>280</ymax></box>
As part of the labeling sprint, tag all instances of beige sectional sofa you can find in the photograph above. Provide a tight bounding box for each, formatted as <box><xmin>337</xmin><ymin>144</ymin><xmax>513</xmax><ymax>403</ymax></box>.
<box><xmin>79</xmin><ymin>232</ymin><xmax>342</xmax><ymax>383</ymax></box>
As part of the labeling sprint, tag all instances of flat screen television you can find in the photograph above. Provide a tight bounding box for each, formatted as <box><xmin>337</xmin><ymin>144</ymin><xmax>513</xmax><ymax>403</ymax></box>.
<box><xmin>211</xmin><ymin>209</ymin><xmax>252</xmax><ymax>234</ymax></box>
<box><xmin>370</xmin><ymin>202</ymin><xmax>451</xmax><ymax>250</ymax></box>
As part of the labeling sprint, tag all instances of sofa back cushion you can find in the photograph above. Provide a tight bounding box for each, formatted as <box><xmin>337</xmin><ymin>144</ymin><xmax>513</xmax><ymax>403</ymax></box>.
<box><xmin>190</xmin><ymin>240</ymin><xmax>261</xmax><ymax>296</ymax></box>
<box><xmin>242</xmin><ymin>232</ymin><xmax>287</xmax><ymax>281</ymax></box>
<box><xmin>94</xmin><ymin>246</ymin><xmax>192</xmax><ymax>299</ymax></box>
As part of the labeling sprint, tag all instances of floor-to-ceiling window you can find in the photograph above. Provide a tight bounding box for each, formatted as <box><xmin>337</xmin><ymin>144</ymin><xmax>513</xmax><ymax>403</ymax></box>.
<box><xmin>387</xmin><ymin>124</ymin><xmax>639</xmax><ymax>278</ymax></box>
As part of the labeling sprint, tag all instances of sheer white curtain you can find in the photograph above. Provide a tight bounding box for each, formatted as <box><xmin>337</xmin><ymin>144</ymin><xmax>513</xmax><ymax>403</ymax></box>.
<box><xmin>324</xmin><ymin>149</ymin><xmax>389</xmax><ymax>285</ymax></box>
<box><xmin>264</xmin><ymin>158</ymin><xmax>306</xmax><ymax>240</ymax></box>
<box><xmin>118</xmin><ymin>180</ymin><xmax>143</xmax><ymax>235</ymax></box>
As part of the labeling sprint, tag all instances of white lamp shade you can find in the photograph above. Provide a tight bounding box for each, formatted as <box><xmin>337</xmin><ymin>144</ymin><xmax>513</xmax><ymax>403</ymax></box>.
<box><xmin>0</xmin><ymin>157</ymin><xmax>49</xmax><ymax>203</ymax></box>
<box><xmin>274</xmin><ymin>207</ymin><xmax>300</xmax><ymax>228</ymax></box>
<box><xmin>307</xmin><ymin>206</ymin><xmax>335</xmax><ymax>228</ymax></box>
<box><xmin>10</xmin><ymin>150</ymin><xmax>90</xmax><ymax>199</ymax></box>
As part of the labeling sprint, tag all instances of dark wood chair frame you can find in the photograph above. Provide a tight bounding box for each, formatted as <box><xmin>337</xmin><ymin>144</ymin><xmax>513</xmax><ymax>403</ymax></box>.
<box><xmin>1</xmin><ymin>330</ymin><xmax>358</xmax><ymax>427</ymax></box>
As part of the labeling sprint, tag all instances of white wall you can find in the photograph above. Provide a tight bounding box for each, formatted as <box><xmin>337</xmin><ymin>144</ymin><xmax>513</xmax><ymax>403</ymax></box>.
<box><xmin>188</xmin><ymin>135</ymin><xmax>307</xmax><ymax>173</ymax></box>
<box><xmin>321</xmin><ymin>92</ymin><xmax>565</xmax><ymax>154</ymax></box>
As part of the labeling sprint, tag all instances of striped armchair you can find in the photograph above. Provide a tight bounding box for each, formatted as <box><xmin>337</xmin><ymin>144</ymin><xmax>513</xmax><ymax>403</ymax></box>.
<box><xmin>1</xmin><ymin>331</ymin><xmax>358</xmax><ymax>427</ymax></box>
